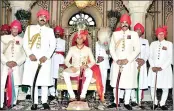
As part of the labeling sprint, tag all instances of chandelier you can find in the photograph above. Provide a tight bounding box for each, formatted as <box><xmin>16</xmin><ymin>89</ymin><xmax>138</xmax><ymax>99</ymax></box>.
<box><xmin>74</xmin><ymin>0</ymin><xmax>96</xmax><ymax>9</ymax></box>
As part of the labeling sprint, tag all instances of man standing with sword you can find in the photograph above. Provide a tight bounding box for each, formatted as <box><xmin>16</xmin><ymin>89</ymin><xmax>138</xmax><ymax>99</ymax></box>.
<box><xmin>130</xmin><ymin>23</ymin><xmax>149</xmax><ymax>108</ymax></box>
<box><xmin>148</xmin><ymin>26</ymin><xmax>173</xmax><ymax>110</ymax></box>
<box><xmin>108</xmin><ymin>14</ymin><xmax>140</xmax><ymax>110</ymax></box>
<box><xmin>22</xmin><ymin>9</ymin><xmax>56</xmax><ymax>110</ymax></box>
<box><xmin>1</xmin><ymin>20</ymin><xmax>26</xmax><ymax>109</ymax></box>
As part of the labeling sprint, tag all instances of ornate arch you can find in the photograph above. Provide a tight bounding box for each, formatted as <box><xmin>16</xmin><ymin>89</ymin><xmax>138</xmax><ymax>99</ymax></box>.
<box><xmin>61</xmin><ymin>4</ymin><xmax>102</xmax><ymax>28</ymax></box>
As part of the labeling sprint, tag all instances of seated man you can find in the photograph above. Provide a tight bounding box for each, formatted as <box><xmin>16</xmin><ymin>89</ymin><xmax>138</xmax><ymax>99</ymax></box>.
<box><xmin>63</xmin><ymin>30</ymin><xmax>95</xmax><ymax>101</ymax></box>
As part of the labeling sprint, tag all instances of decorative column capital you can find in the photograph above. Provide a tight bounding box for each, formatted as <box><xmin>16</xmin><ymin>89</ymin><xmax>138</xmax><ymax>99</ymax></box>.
<box><xmin>9</xmin><ymin>1</ymin><xmax>35</xmax><ymax>10</ymax></box>
<box><xmin>123</xmin><ymin>1</ymin><xmax>152</xmax><ymax>14</ymax></box>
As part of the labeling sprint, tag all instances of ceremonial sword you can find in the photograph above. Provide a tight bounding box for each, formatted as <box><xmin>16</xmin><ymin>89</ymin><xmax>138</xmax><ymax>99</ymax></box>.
<box><xmin>153</xmin><ymin>72</ymin><xmax>158</xmax><ymax>110</ymax></box>
<box><xmin>116</xmin><ymin>65</ymin><xmax>123</xmax><ymax>109</ymax></box>
<box><xmin>32</xmin><ymin>62</ymin><xmax>42</xmax><ymax>105</ymax></box>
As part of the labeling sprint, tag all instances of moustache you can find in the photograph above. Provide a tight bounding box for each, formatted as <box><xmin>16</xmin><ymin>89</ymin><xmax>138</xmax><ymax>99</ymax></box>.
<box><xmin>122</xmin><ymin>25</ymin><xmax>128</xmax><ymax>28</ymax></box>
<box><xmin>40</xmin><ymin>19</ymin><xmax>46</xmax><ymax>22</ymax></box>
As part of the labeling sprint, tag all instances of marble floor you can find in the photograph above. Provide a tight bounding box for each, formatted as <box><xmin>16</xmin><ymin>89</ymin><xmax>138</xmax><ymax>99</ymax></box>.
<box><xmin>9</xmin><ymin>80</ymin><xmax>173</xmax><ymax>110</ymax></box>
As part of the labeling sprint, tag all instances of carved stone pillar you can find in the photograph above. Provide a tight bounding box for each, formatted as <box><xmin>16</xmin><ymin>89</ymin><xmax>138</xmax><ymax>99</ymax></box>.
<box><xmin>124</xmin><ymin>1</ymin><xmax>152</xmax><ymax>31</ymax></box>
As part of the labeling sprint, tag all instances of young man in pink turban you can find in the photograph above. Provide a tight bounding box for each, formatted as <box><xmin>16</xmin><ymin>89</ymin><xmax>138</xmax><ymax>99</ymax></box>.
<box><xmin>63</xmin><ymin>30</ymin><xmax>96</xmax><ymax>101</ymax></box>
<box><xmin>49</xmin><ymin>26</ymin><xmax>65</xmax><ymax>100</ymax></box>
<box><xmin>148</xmin><ymin>26</ymin><xmax>173</xmax><ymax>110</ymax></box>
<box><xmin>22</xmin><ymin>9</ymin><xmax>56</xmax><ymax>110</ymax></box>
<box><xmin>108</xmin><ymin>14</ymin><xmax>140</xmax><ymax>110</ymax></box>
<box><xmin>1</xmin><ymin>20</ymin><xmax>26</xmax><ymax>109</ymax></box>
<box><xmin>130</xmin><ymin>23</ymin><xmax>150</xmax><ymax>108</ymax></box>
<box><xmin>0</xmin><ymin>24</ymin><xmax>11</xmax><ymax>36</ymax></box>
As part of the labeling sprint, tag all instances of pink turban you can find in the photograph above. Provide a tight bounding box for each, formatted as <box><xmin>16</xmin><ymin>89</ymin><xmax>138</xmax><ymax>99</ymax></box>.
<box><xmin>120</xmin><ymin>14</ymin><xmax>131</xmax><ymax>26</ymax></box>
<box><xmin>1</xmin><ymin>24</ymin><xmax>10</xmax><ymax>33</ymax></box>
<box><xmin>134</xmin><ymin>23</ymin><xmax>145</xmax><ymax>34</ymax></box>
<box><xmin>54</xmin><ymin>26</ymin><xmax>64</xmax><ymax>37</ymax></box>
<box><xmin>155</xmin><ymin>26</ymin><xmax>167</xmax><ymax>37</ymax></box>
<box><xmin>72</xmin><ymin>30</ymin><xmax>89</xmax><ymax>47</ymax></box>
<box><xmin>10</xmin><ymin>20</ymin><xmax>22</xmax><ymax>33</ymax></box>
<box><xmin>37</xmin><ymin>9</ymin><xmax>50</xmax><ymax>21</ymax></box>
<box><xmin>114</xmin><ymin>27</ymin><xmax>122</xmax><ymax>32</ymax></box>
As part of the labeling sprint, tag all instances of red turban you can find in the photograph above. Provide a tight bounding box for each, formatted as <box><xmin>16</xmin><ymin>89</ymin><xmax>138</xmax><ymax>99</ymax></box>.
<box><xmin>1</xmin><ymin>24</ymin><xmax>10</xmax><ymax>33</ymax></box>
<box><xmin>54</xmin><ymin>26</ymin><xmax>64</xmax><ymax>37</ymax></box>
<box><xmin>120</xmin><ymin>14</ymin><xmax>131</xmax><ymax>26</ymax></box>
<box><xmin>155</xmin><ymin>26</ymin><xmax>167</xmax><ymax>37</ymax></box>
<box><xmin>10</xmin><ymin>20</ymin><xmax>22</xmax><ymax>33</ymax></box>
<box><xmin>37</xmin><ymin>9</ymin><xmax>50</xmax><ymax>21</ymax></box>
<box><xmin>114</xmin><ymin>27</ymin><xmax>122</xmax><ymax>32</ymax></box>
<box><xmin>72</xmin><ymin>30</ymin><xmax>89</xmax><ymax>47</ymax></box>
<box><xmin>134</xmin><ymin>23</ymin><xmax>145</xmax><ymax>34</ymax></box>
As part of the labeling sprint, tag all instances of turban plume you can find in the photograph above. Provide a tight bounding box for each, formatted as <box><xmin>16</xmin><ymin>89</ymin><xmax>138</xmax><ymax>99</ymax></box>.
<box><xmin>72</xmin><ymin>30</ymin><xmax>89</xmax><ymax>47</ymax></box>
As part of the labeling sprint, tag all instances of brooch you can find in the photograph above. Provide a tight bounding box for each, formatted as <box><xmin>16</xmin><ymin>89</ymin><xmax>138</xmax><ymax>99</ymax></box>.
<box><xmin>127</xmin><ymin>35</ymin><xmax>131</xmax><ymax>39</ymax></box>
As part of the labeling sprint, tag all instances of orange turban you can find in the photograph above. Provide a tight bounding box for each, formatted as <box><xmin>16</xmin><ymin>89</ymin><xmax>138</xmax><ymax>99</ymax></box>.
<box><xmin>114</xmin><ymin>27</ymin><xmax>122</xmax><ymax>32</ymax></box>
<box><xmin>155</xmin><ymin>26</ymin><xmax>167</xmax><ymax>37</ymax></box>
<box><xmin>72</xmin><ymin>30</ymin><xmax>89</xmax><ymax>47</ymax></box>
<box><xmin>37</xmin><ymin>9</ymin><xmax>50</xmax><ymax>21</ymax></box>
<box><xmin>54</xmin><ymin>26</ymin><xmax>64</xmax><ymax>37</ymax></box>
<box><xmin>1</xmin><ymin>24</ymin><xmax>10</xmax><ymax>33</ymax></box>
<box><xmin>134</xmin><ymin>23</ymin><xmax>145</xmax><ymax>34</ymax></box>
<box><xmin>10</xmin><ymin>20</ymin><xmax>22</xmax><ymax>33</ymax></box>
<box><xmin>120</xmin><ymin>14</ymin><xmax>131</xmax><ymax>26</ymax></box>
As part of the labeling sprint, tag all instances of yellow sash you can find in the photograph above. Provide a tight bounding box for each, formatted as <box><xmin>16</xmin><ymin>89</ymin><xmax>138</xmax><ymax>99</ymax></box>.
<box><xmin>2</xmin><ymin>40</ymin><xmax>13</xmax><ymax>54</ymax></box>
<box><xmin>116</xmin><ymin>38</ymin><xmax>124</xmax><ymax>48</ymax></box>
<box><xmin>28</xmin><ymin>26</ymin><xmax>41</xmax><ymax>49</ymax></box>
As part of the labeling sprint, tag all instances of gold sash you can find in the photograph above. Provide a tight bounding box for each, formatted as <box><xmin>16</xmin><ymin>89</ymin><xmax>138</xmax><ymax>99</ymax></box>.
<box><xmin>28</xmin><ymin>26</ymin><xmax>41</xmax><ymax>49</ymax></box>
<box><xmin>116</xmin><ymin>38</ymin><xmax>124</xmax><ymax>48</ymax></box>
<box><xmin>2</xmin><ymin>40</ymin><xmax>13</xmax><ymax>54</ymax></box>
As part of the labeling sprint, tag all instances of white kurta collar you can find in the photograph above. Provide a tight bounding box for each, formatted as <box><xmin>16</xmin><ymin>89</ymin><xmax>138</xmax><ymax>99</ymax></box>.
<box><xmin>121</xmin><ymin>29</ymin><xmax>130</xmax><ymax>34</ymax></box>
<box><xmin>158</xmin><ymin>39</ymin><xmax>166</xmax><ymax>44</ymax></box>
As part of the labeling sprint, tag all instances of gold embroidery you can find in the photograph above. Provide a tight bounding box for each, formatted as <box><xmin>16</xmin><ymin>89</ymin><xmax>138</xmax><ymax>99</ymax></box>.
<box><xmin>28</xmin><ymin>26</ymin><xmax>41</xmax><ymax>49</ymax></box>
<box><xmin>115</xmin><ymin>38</ymin><xmax>124</xmax><ymax>48</ymax></box>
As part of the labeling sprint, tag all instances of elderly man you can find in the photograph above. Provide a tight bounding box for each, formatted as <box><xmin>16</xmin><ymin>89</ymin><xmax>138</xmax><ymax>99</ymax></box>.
<box><xmin>0</xmin><ymin>24</ymin><xmax>10</xmax><ymax>36</ymax></box>
<box><xmin>96</xmin><ymin>28</ymin><xmax>111</xmax><ymax>95</ymax></box>
<box><xmin>108</xmin><ymin>14</ymin><xmax>140</xmax><ymax>110</ymax></box>
<box><xmin>22</xmin><ymin>9</ymin><xmax>56</xmax><ymax>110</ymax></box>
<box><xmin>130</xmin><ymin>23</ymin><xmax>149</xmax><ymax>107</ymax></box>
<box><xmin>63</xmin><ymin>30</ymin><xmax>95</xmax><ymax>101</ymax></box>
<box><xmin>49</xmin><ymin>26</ymin><xmax>65</xmax><ymax>100</ymax></box>
<box><xmin>1</xmin><ymin>20</ymin><xmax>26</xmax><ymax>109</ymax></box>
<box><xmin>148</xmin><ymin>26</ymin><xmax>173</xmax><ymax>110</ymax></box>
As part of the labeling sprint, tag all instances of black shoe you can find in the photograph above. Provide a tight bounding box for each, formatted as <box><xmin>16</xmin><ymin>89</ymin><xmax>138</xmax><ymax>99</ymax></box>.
<box><xmin>107</xmin><ymin>103</ymin><xmax>120</xmax><ymax>108</ymax></box>
<box><xmin>26</xmin><ymin>95</ymin><xmax>31</xmax><ymax>99</ymax></box>
<box><xmin>119</xmin><ymin>98</ymin><xmax>124</xmax><ymax>103</ymax></box>
<box><xmin>139</xmin><ymin>105</ymin><xmax>145</xmax><ymax>109</ymax></box>
<box><xmin>42</xmin><ymin>103</ymin><xmax>50</xmax><ymax>110</ymax></box>
<box><xmin>48</xmin><ymin>95</ymin><xmax>55</xmax><ymax>101</ymax></box>
<box><xmin>124</xmin><ymin>104</ymin><xmax>132</xmax><ymax>110</ymax></box>
<box><xmin>131</xmin><ymin>102</ymin><xmax>138</xmax><ymax>106</ymax></box>
<box><xmin>160</xmin><ymin>105</ymin><xmax>168</xmax><ymax>110</ymax></box>
<box><xmin>151</xmin><ymin>104</ymin><xmax>158</xmax><ymax>110</ymax></box>
<box><xmin>31</xmin><ymin>104</ymin><xmax>37</xmax><ymax>110</ymax></box>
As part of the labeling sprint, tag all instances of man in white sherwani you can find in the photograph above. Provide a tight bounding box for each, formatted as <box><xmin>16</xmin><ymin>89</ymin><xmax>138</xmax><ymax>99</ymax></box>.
<box><xmin>49</xmin><ymin>26</ymin><xmax>65</xmax><ymax>99</ymax></box>
<box><xmin>96</xmin><ymin>28</ymin><xmax>111</xmax><ymax>95</ymax></box>
<box><xmin>148</xmin><ymin>26</ymin><xmax>173</xmax><ymax>110</ymax></box>
<box><xmin>108</xmin><ymin>14</ymin><xmax>140</xmax><ymax>110</ymax></box>
<box><xmin>130</xmin><ymin>23</ymin><xmax>149</xmax><ymax>107</ymax></box>
<box><xmin>63</xmin><ymin>30</ymin><xmax>95</xmax><ymax>101</ymax></box>
<box><xmin>22</xmin><ymin>9</ymin><xmax>56</xmax><ymax>110</ymax></box>
<box><xmin>1</xmin><ymin>20</ymin><xmax>26</xmax><ymax>109</ymax></box>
